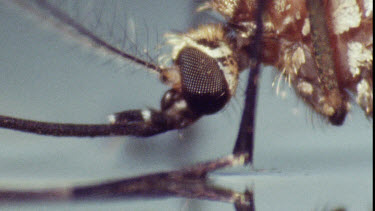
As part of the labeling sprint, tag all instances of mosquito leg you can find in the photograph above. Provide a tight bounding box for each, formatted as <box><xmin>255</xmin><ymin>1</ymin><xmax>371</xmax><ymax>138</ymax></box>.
<box><xmin>232</xmin><ymin>0</ymin><xmax>267</xmax><ymax>163</ymax></box>
<box><xmin>305</xmin><ymin>0</ymin><xmax>348</xmax><ymax>125</ymax></box>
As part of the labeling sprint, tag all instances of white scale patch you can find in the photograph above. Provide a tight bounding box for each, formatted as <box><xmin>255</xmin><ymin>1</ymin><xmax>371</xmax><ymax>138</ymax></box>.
<box><xmin>218</xmin><ymin>62</ymin><xmax>237</xmax><ymax>96</ymax></box>
<box><xmin>347</xmin><ymin>41</ymin><xmax>372</xmax><ymax>77</ymax></box>
<box><xmin>282</xmin><ymin>16</ymin><xmax>294</xmax><ymax>26</ymax></box>
<box><xmin>141</xmin><ymin>110</ymin><xmax>152</xmax><ymax>121</ymax></box>
<box><xmin>107</xmin><ymin>114</ymin><xmax>116</xmax><ymax>124</ymax></box>
<box><xmin>274</xmin><ymin>0</ymin><xmax>289</xmax><ymax>13</ymax></box>
<box><xmin>356</xmin><ymin>79</ymin><xmax>372</xmax><ymax>113</ymax></box>
<box><xmin>297</xmin><ymin>81</ymin><xmax>313</xmax><ymax>95</ymax></box>
<box><xmin>364</xmin><ymin>0</ymin><xmax>373</xmax><ymax>17</ymax></box>
<box><xmin>291</xmin><ymin>47</ymin><xmax>306</xmax><ymax>73</ymax></box>
<box><xmin>167</xmin><ymin>34</ymin><xmax>232</xmax><ymax>60</ymax></box>
<box><xmin>331</xmin><ymin>0</ymin><xmax>361</xmax><ymax>34</ymax></box>
<box><xmin>323</xmin><ymin>104</ymin><xmax>335</xmax><ymax>116</ymax></box>
<box><xmin>302</xmin><ymin>18</ymin><xmax>310</xmax><ymax>36</ymax></box>
<box><xmin>174</xmin><ymin>100</ymin><xmax>187</xmax><ymax>110</ymax></box>
<box><xmin>164</xmin><ymin>92</ymin><xmax>172</xmax><ymax>101</ymax></box>
<box><xmin>295</xmin><ymin>11</ymin><xmax>301</xmax><ymax>20</ymax></box>
<box><xmin>357</xmin><ymin>79</ymin><xmax>370</xmax><ymax>98</ymax></box>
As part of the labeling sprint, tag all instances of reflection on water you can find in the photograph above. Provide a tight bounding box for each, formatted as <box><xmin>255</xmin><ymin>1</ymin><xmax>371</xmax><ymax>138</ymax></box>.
<box><xmin>1</xmin><ymin>158</ymin><xmax>370</xmax><ymax>211</ymax></box>
<box><xmin>2</xmin><ymin>153</ymin><xmax>367</xmax><ymax>211</ymax></box>
<box><xmin>0</xmin><ymin>155</ymin><xmax>255</xmax><ymax>211</ymax></box>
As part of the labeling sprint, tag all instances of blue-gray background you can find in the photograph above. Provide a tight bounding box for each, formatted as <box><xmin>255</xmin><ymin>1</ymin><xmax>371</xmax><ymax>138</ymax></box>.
<box><xmin>0</xmin><ymin>0</ymin><xmax>372</xmax><ymax>210</ymax></box>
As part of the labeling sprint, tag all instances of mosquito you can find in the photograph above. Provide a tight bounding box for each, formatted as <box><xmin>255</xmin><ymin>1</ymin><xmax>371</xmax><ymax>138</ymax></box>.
<box><xmin>0</xmin><ymin>0</ymin><xmax>372</xmax><ymax>206</ymax></box>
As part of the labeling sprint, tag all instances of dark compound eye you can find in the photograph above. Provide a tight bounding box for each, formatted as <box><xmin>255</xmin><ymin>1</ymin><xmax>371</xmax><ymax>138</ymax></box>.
<box><xmin>176</xmin><ymin>47</ymin><xmax>230</xmax><ymax>115</ymax></box>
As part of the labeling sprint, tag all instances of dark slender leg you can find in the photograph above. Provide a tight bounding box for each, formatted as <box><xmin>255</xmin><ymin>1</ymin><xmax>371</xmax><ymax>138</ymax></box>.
<box><xmin>233</xmin><ymin>0</ymin><xmax>267</xmax><ymax>163</ymax></box>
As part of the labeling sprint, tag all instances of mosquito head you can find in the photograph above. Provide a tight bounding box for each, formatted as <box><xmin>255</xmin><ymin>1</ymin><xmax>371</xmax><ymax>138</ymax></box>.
<box><xmin>176</xmin><ymin>47</ymin><xmax>230</xmax><ymax>114</ymax></box>
<box><xmin>163</xmin><ymin>24</ymin><xmax>240</xmax><ymax>115</ymax></box>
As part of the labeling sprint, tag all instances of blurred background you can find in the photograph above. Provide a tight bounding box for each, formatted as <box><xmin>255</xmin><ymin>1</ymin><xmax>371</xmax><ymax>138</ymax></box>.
<box><xmin>0</xmin><ymin>0</ymin><xmax>372</xmax><ymax>210</ymax></box>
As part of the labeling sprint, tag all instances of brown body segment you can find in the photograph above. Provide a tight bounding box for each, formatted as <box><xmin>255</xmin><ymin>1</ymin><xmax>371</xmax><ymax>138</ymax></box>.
<box><xmin>204</xmin><ymin>0</ymin><xmax>373</xmax><ymax>125</ymax></box>
<box><xmin>306</xmin><ymin>0</ymin><xmax>347</xmax><ymax>125</ymax></box>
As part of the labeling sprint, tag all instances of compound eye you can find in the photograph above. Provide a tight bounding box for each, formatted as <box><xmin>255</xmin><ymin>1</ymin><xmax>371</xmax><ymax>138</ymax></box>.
<box><xmin>176</xmin><ymin>47</ymin><xmax>229</xmax><ymax>115</ymax></box>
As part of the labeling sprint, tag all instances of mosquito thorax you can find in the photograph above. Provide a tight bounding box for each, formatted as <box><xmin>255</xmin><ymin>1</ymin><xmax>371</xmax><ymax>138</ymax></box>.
<box><xmin>201</xmin><ymin>0</ymin><xmax>373</xmax><ymax>125</ymax></box>
<box><xmin>162</xmin><ymin>24</ymin><xmax>240</xmax><ymax>115</ymax></box>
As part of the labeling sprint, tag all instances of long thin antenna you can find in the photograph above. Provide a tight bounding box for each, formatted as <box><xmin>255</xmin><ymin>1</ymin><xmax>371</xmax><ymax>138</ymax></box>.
<box><xmin>12</xmin><ymin>0</ymin><xmax>163</xmax><ymax>73</ymax></box>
